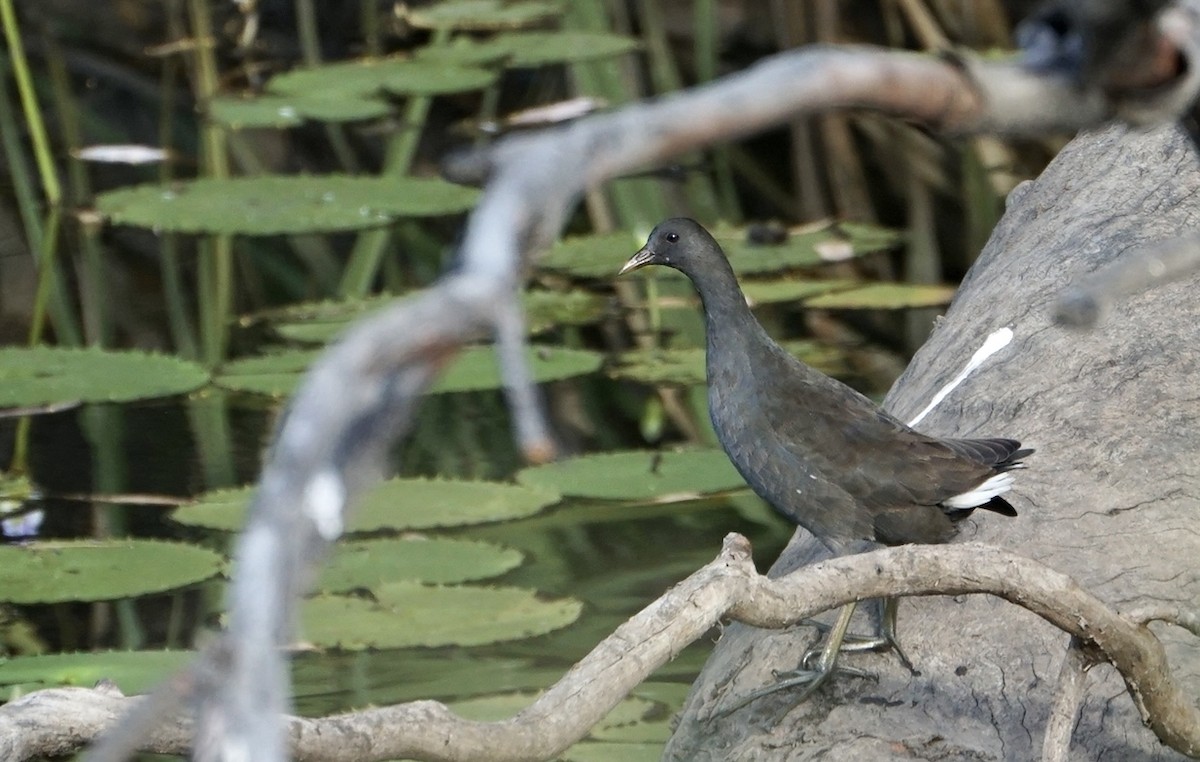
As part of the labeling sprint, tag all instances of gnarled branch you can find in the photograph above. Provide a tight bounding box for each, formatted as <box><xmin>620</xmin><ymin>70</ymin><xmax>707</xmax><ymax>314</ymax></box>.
<box><xmin>10</xmin><ymin>538</ymin><xmax>1197</xmax><ymax>761</ymax></box>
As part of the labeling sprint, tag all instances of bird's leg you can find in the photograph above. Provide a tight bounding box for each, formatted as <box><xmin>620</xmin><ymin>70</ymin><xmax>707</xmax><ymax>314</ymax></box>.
<box><xmin>876</xmin><ymin>597</ymin><xmax>917</xmax><ymax>675</ymax></box>
<box><xmin>715</xmin><ymin>598</ymin><xmax>923</xmax><ymax>716</ymax></box>
<box><xmin>715</xmin><ymin>602</ymin><xmax>873</xmax><ymax>717</ymax></box>
<box><xmin>799</xmin><ymin>598</ymin><xmax>916</xmax><ymax>671</ymax></box>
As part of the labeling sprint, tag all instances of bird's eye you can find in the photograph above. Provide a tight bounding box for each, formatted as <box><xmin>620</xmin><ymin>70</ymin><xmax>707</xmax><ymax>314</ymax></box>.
<box><xmin>665</xmin><ymin>232</ymin><xmax>679</xmax><ymax>243</ymax></box>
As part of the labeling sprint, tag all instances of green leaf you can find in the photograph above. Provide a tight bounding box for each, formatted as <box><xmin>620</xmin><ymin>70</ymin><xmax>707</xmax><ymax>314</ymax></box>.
<box><xmin>402</xmin><ymin>0</ymin><xmax>562</xmax><ymax>30</ymax></box>
<box><xmin>0</xmin><ymin>650</ymin><xmax>195</xmax><ymax>694</ymax></box>
<box><xmin>170</xmin><ymin>477</ymin><xmax>561</xmax><ymax>533</ymax></box>
<box><xmin>96</xmin><ymin>175</ymin><xmax>480</xmax><ymax>235</ymax></box>
<box><xmin>269</xmin><ymin>58</ymin><xmax>497</xmax><ymax>98</ymax></box>
<box><xmin>213</xmin><ymin>345</ymin><xmax>603</xmax><ymax>397</ymax></box>
<box><xmin>540</xmin><ymin>223</ymin><xmax>902</xmax><ymax>279</ymax></box>
<box><xmin>433</xmin><ymin>345</ymin><xmax>603</xmax><ymax>394</ymax></box>
<box><xmin>0</xmin><ymin>347</ymin><xmax>208</xmax><ymax>408</ymax></box>
<box><xmin>0</xmin><ymin>540</ymin><xmax>223</xmax><ymax>604</ymax></box>
<box><xmin>739</xmin><ymin>278</ymin><xmax>860</xmax><ymax>306</ymax></box>
<box><xmin>208</xmin><ymin>95</ymin><xmax>304</xmax><ymax>128</ymax></box>
<box><xmin>802</xmin><ymin>282</ymin><xmax>957</xmax><ymax>310</ymax></box>
<box><xmin>214</xmin><ymin>348</ymin><xmax>321</xmax><ymax>397</ymax></box>
<box><xmin>301</xmin><ymin>582</ymin><xmax>582</xmax><ymax>649</ymax></box>
<box><xmin>428</xmin><ymin>31</ymin><xmax>639</xmax><ymax>67</ymax></box>
<box><xmin>317</xmin><ymin>537</ymin><xmax>523</xmax><ymax>592</ymax></box>
<box><xmin>610</xmin><ymin>341</ymin><xmax>847</xmax><ymax>386</ymax></box>
<box><xmin>261</xmin><ymin>289</ymin><xmax>604</xmax><ymax>345</ymax></box>
<box><xmin>208</xmin><ymin>94</ymin><xmax>392</xmax><ymax>128</ymax></box>
<box><xmin>516</xmin><ymin>449</ymin><xmax>746</xmax><ymax>501</ymax></box>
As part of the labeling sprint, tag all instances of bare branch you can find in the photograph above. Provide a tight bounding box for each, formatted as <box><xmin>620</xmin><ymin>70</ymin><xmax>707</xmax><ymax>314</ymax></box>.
<box><xmin>14</xmin><ymin>540</ymin><xmax>1199</xmax><ymax>761</ymax></box>
<box><xmin>1041</xmin><ymin>639</ymin><xmax>1095</xmax><ymax>762</ymax></box>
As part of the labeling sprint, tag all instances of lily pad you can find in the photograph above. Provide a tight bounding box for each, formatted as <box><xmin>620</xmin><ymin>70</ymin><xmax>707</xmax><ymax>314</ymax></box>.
<box><xmin>516</xmin><ymin>449</ymin><xmax>745</xmax><ymax>501</ymax></box>
<box><xmin>421</xmin><ymin>31</ymin><xmax>638</xmax><ymax>67</ymax></box>
<box><xmin>170</xmin><ymin>477</ymin><xmax>560</xmax><ymax>533</ymax></box>
<box><xmin>264</xmin><ymin>290</ymin><xmax>605</xmax><ymax>344</ymax></box>
<box><xmin>317</xmin><ymin>537</ymin><xmax>523</xmax><ymax>592</ymax></box>
<box><xmin>0</xmin><ymin>347</ymin><xmax>209</xmax><ymax>408</ymax></box>
<box><xmin>524</xmin><ymin>289</ymin><xmax>607</xmax><ymax>333</ymax></box>
<box><xmin>610</xmin><ymin>341</ymin><xmax>848</xmax><ymax>386</ymax></box>
<box><xmin>540</xmin><ymin>222</ymin><xmax>902</xmax><ymax>279</ymax></box>
<box><xmin>739</xmin><ymin>278</ymin><xmax>861</xmax><ymax>306</ymax></box>
<box><xmin>214</xmin><ymin>348</ymin><xmax>320</xmax><ymax>397</ymax></box>
<box><xmin>0</xmin><ymin>650</ymin><xmax>195</xmax><ymax>694</ymax></box>
<box><xmin>0</xmin><ymin>540</ymin><xmax>224</xmax><ymax>604</ymax></box>
<box><xmin>96</xmin><ymin>175</ymin><xmax>479</xmax><ymax>235</ymax></box>
<box><xmin>803</xmin><ymin>282</ymin><xmax>957</xmax><ymax>310</ymax></box>
<box><xmin>214</xmin><ymin>345</ymin><xmax>602</xmax><ymax>397</ymax></box>
<box><xmin>269</xmin><ymin>58</ymin><xmax>497</xmax><ymax>99</ymax></box>
<box><xmin>401</xmin><ymin>0</ymin><xmax>562</xmax><ymax>30</ymax></box>
<box><xmin>301</xmin><ymin>582</ymin><xmax>582</xmax><ymax>650</ymax></box>
<box><xmin>209</xmin><ymin>94</ymin><xmax>391</xmax><ymax>129</ymax></box>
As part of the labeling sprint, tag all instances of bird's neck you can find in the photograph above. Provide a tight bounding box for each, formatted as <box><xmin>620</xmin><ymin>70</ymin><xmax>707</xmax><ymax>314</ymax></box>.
<box><xmin>688</xmin><ymin>260</ymin><xmax>770</xmax><ymax>349</ymax></box>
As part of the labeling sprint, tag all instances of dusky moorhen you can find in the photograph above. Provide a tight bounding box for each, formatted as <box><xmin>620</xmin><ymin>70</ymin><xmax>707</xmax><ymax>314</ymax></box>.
<box><xmin>620</xmin><ymin>218</ymin><xmax>1031</xmax><ymax>700</ymax></box>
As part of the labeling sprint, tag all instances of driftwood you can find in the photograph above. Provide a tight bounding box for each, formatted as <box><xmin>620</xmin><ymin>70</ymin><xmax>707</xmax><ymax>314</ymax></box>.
<box><xmin>0</xmin><ymin>3</ymin><xmax>1192</xmax><ymax>761</ymax></box>
<box><xmin>666</xmin><ymin>122</ymin><xmax>1200</xmax><ymax>760</ymax></box>
<box><xmin>3</xmin><ymin>538</ymin><xmax>1197</xmax><ymax>761</ymax></box>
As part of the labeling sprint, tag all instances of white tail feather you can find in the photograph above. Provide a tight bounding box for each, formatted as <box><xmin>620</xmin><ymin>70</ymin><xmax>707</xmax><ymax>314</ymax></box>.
<box><xmin>943</xmin><ymin>472</ymin><xmax>1014</xmax><ymax>509</ymax></box>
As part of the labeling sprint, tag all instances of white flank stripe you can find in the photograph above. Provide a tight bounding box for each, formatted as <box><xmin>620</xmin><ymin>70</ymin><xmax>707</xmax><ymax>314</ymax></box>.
<box><xmin>907</xmin><ymin>327</ymin><xmax>1014</xmax><ymax>427</ymax></box>
<box><xmin>943</xmin><ymin>472</ymin><xmax>1014</xmax><ymax>509</ymax></box>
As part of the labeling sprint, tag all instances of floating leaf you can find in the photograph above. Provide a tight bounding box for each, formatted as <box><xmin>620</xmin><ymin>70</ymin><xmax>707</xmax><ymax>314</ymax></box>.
<box><xmin>740</xmin><ymin>278</ymin><xmax>861</xmax><ymax>306</ymax></box>
<box><xmin>209</xmin><ymin>94</ymin><xmax>391</xmax><ymax>129</ymax></box>
<box><xmin>170</xmin><ymin>477</ymin><xmax>560</xmax><ymax>533</ymax></box>
<box><xmin>540</xmin><ymin>223</ymin><xmax>902</xmax><ymax>279</ymax></box>
<box><xmin>0</xmin><ymin>650</ymin><xmax>195</xmax><ymax>694</ymax></box>
<box><xmin>422</xmin><ymin>31</ymin><xmax>638</xmax><ymax>67</ymax></box>
<box><xmin>803</xmin><ymin>282</ymin><xmax>957</xmax><ymax>310</ymax></box>
<box><xmin>96</xmin><ymin>175</ymin><xmax>479</xmax><ymax>235</ymax></box>
<box><xmin>516</xmin><ymin>449</ymin><xmax>745</xmax><ymax>501</ymax></box>
<box><xmin>214</xmin><ymin>348</ymin><xmax>320</xmax><ymax>397</ymax></box>
<box><xmin>269</xmin><ymin>58</ymin><xmax>497</xmax><ymax>98</ymax></box>
<box><xmin>214</xmin><ymin>345</ymin><xmax>602</xmax><ymax>397</ymax></box>
<box><xmin>402</xmin><ymin>0</ymin><xmax>562</xmax><ymax>30</ymax></box>
<box><xmin>301</xmin><ymin>582</ymin><xmax>582</xmax><ymax>650</ymax></box>
<box><xmin>610</xmin><ymin>341</ymin><xmax>847</xmax><ymax>386</ymax></box>
<box><xmin>0</xmin><ymin>540</ymin><xmax>223</xmax><ymax>604</ymax></box>
<box><xmin>263</xmin><ymin>290</ymin><xmax>604</xmax><ymax>344</ymax></box>
<box><xmin>317</xmin><ymin>538</ymin><xmax>523</xmax><ymax>592</ymax></box>
<box><xmin>208</xmin><ymin>95</ymin><xmax>304</xmax><ymax>128</ymax></box>
<box><xmin>524</xmin><ymin>290</ymin><xmax>607</xmax><ymax>333</ymax></box>
<box><xmin>0</xmin><ymin>347</ymin><xmax>208</xmax><ymax>408</ymax></box>
<box><xmin>433</xmin><ymin>345</ymin><xmax>602</xmax><ymax>394</ymax></box>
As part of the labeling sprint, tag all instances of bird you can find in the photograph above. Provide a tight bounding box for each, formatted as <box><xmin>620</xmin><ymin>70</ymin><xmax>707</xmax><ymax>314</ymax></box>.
<box><xmin>619</xmin><ymin>218</ymin><xmax>1032</xmax><ymax>703</ymax></box>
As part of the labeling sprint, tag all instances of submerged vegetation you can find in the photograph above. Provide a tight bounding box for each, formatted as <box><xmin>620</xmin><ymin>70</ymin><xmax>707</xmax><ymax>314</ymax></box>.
<box><xmin>0</xmin><ymin>0</ymin><xmax>1051</xmax><ymax>757</ymax></box>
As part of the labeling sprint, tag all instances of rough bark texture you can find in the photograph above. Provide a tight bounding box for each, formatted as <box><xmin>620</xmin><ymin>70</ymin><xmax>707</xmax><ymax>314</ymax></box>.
<box><xmin>665</xmin><ymin>123</ymin><xmax>1200</xmax><ymax>760</ymax></box>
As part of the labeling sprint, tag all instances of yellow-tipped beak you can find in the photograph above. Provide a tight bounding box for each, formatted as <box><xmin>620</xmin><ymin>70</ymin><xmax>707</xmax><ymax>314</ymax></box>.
<box><xmin>618</xmin><ymin>247</ymin><xmax>656</xmax><ymax>275</ymax></box>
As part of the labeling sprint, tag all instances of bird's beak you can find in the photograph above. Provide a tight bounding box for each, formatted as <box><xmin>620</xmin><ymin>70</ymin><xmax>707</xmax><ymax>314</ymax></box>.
<box><xmin>619</xmin><ymin>246</ymin><xmax>656</xmax><ymax>275</ymax></box>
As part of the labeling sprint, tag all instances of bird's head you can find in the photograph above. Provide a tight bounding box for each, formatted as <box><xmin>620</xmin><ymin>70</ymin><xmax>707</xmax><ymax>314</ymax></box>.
<box><xmin>618</xmin><ymin>217</ymin><xmax>713</xmax><ymax>275</ymax></box>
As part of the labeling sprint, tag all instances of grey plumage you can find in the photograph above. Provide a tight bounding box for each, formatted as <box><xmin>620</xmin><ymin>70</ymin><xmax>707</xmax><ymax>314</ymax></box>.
<box><xmin>621</xmin><ymin>218</ymin><xmax>1031</xmax><ymax>552</ymax></box>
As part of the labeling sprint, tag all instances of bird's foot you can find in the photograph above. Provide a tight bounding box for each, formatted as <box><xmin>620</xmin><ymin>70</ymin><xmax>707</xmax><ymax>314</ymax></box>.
<box><xmin>712</xmin><ymin>645</ymin><xmax>876</xmax><ymax>718</ymax></box>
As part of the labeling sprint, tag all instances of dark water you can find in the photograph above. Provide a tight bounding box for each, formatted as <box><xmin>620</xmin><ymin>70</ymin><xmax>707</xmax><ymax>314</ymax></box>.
<box><xmin>3</xmin><ymin>381</ymin><xmax>793</xmax><ymax>728</ymax></box>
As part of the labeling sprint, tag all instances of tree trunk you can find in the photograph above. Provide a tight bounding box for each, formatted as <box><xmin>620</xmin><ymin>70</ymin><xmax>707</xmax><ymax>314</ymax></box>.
<box><xmin>665</xmin><ymin>122</ymin><xmax>1200</xmax><ymax>760</ymax></box>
